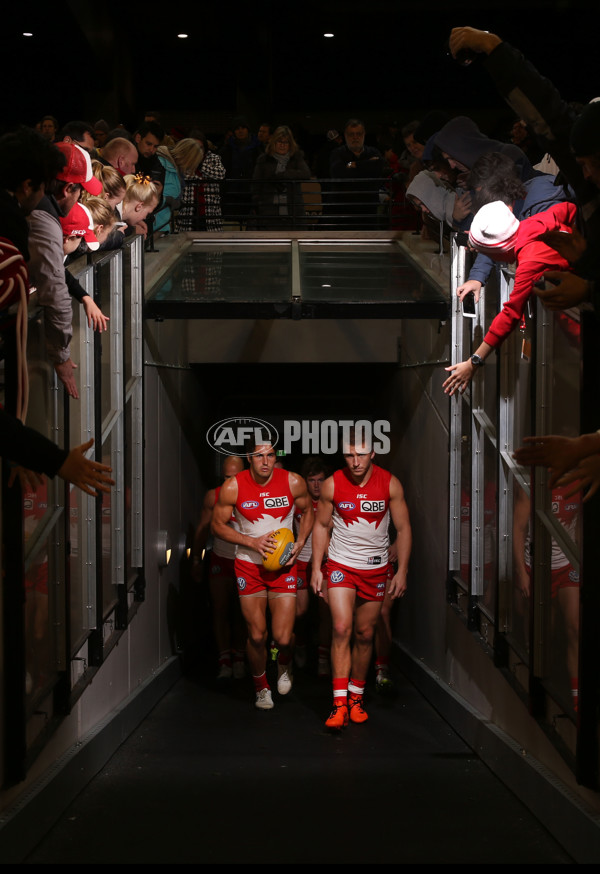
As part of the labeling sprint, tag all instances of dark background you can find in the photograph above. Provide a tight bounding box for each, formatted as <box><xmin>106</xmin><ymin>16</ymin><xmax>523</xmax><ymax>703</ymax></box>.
<box><xmin>2</xmin><ymin>1</ymin><xmax>597</xmax><ymax>143</ymax></box>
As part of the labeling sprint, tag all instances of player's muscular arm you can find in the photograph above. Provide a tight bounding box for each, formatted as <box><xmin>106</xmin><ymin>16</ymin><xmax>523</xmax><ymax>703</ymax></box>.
<box><xmin>211</xmin><ymin>480</ymin><xmax>239</xmax><ymax>544</ymax></box>
<box><xmin>387</xmin><ymin>476</ymin><xmax>412</xmax><ymax>598</ymax></box>
<box><xmin>310</xmin><ymin>477</ymin><xmax>334</xmax><ymax>595</ymax></box>
<box><xmin>210</xmin><ymin>479</ymin><xmax>276</xmax><ymax>558</ymax></box>
<box><xmin>289</xmin><ymin>472</ymin><xmax>314</xmax><ymax>555</ymax></box>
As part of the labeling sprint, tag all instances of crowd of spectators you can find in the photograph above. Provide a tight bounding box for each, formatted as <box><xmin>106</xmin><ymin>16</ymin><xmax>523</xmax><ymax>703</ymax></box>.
<box><xmin>2</xmin><ymin>22</ymin><xmax>600</xmax><ymax>497</ymax></box>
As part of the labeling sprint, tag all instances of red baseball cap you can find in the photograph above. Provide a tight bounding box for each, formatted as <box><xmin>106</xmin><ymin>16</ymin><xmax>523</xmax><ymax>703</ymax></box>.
<box><xmin>59</xmin><ymin>202</ymin><xmax>100</xmax><ymax>251</ymax></box>
<box><xmin>55</xmin><ymin>142</ymin><xmax>103</xmax><ymax>195</ymax></box>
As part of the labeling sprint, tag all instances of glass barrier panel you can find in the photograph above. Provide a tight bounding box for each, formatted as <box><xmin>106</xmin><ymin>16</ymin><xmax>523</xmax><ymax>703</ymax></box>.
<box><xmin>482</xmin><ymin>435</ymin><xmax>498</xmax><ymax>621</ymax></box>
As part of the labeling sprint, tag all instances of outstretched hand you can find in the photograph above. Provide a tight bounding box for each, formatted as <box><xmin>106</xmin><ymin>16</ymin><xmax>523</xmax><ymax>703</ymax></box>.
<box><xmin>55</xmin><ymin>359</ymin><xmax>79</xmax><ymax>400</ymax></box>
<box><xmin>534</xmin><ymin>271</ymin><xmax>590</xmax><ymax>311</ymax></box>
<box><xmin>513</xmin><ymin>435</ymin><xmax>584</xmax><ymax>487</ymax></box>
<box><xmin>556</xmin><ymin>454</ymin><xmax>600</xmax><ymax>503</ymax></box>
<box><xmin>538</xmin><ymin>226</ymin><xmax>586</xmax><ymax>264</ymax></box>
<box><xmin>58</xmin><ymin>438</ymin><xmax>114</xmax><ymax>497</ymax></box>
<box><xmin>448</xmin><ymin>27</ymin><xmax>502</xmax><ymax>58</ymax></box>
<box><xmin>7</xmin><ymin>465</ymin><xmax>45</xmax><ymax>492</ymax></box>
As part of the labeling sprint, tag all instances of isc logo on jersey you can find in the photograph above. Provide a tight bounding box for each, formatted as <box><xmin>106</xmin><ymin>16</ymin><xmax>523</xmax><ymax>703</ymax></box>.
<box><xmin>330</xmin><ymin>570</ymin><xmax>345</xmax><ymax>583</ymax></box>
<box><xmin>241</xmin><ymin>500</ymin><xmax>259</xmax><ymax>509</ymax></box>
<box><xmin>360</xmin><ymin>500</ymin><xmax>385</xmax><ymax>512</ymax></box>
<box><xmin>338</xmin><ymin>501</ymin><xmax>355</xmax><ymax>510</ymax></box>
<box><xmin>237</xmin><ymin>577</ymin><xmax>247</xmax><ymax>591</ymax></box>
<box><xmin>263</xmin><ymin>496</ymin><xmax>290</xmax><ymax>509</ymax></box>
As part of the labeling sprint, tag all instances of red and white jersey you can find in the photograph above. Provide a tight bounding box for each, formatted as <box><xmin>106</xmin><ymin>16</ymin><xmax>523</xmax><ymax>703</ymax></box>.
<box><xmin>212</xmin><ymin>485</ymin><xmax>239</xmax><ymax>560</ymax></box>
<box><xmin>524</xmin><ymin>484</ymin><xmax>581</xmax><ymax>572</ymax></box>
<box><xmin>294</xmin><ymin>497</ymin><xmax>319</xmax><ymax>562</ymax></box>
<box><xmin>234</xmin><ymin>468</ymin><xmax>295</xmax><ymax>565</ymax></box>
<box><xmin>328</xmin><ymin>464</ymin><xmax>391</xmax><ymax>570</ymax></box>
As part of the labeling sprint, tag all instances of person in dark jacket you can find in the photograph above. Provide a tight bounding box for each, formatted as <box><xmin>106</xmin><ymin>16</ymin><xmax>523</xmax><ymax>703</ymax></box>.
<box><xmin>329</xmin><ymin>118</ymin><xmax>385</xmax><ymax>228</ymax></box>
<box><xmin>251</xmin><ymin>125</ymin><xmax>311</xmax><ymax>229</ymax></box>
<box><xmin>219</xmin><ymin>117</ymin><xmax>261</xmax><ymax>226</ymax></box>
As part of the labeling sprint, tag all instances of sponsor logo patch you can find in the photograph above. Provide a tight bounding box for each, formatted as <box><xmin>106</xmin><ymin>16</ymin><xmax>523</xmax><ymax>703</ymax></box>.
<box><xmin>264</xmin><ymin>496</ymin><xmax>290</xmax><ymax>509</ymax></box>
<box><xmin>329</xmin><ymin>570</ymin><xmax>345</xmax><ymax>583</ymax></box>
<box><xmin>360</xmin><ymin>500</ymin><xmax>385</xmax><ymax>512</ymax></box>
<box><xmin>236</xmin><ymin>577</ymin><xmax>247</xmax><ymax>591</ymax></box>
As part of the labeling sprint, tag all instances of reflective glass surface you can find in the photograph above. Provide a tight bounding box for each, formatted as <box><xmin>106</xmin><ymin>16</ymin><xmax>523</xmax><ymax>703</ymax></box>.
<box><xmin>145</xmin><ymin>242</ymin><xmax>449</xmax><ymax>319</ymax></box>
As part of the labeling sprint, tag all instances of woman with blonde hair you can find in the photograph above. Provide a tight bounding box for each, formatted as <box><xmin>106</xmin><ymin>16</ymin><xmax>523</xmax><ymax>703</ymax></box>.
<box><xmin>121</xmin><ymin>174</ymin><xmax>161</xmax><ymax>238</ymax></box>
<box><xmin>83</xmin><ymin>195</ymin><xmax>119</xmax><ymax>245</ymax></box>
<box><xmin>175</xmin><ymin>133</ymin><xmax>226</xmax><ymax>232</ymax></box>
<box><xmin>87</xmin><ymin>161</ymin><xmax>127</xmax><ymax>209</ymax></box>
<box><xmin>152</xmin><ymin>138</ymin><xmax>205</xmax><ymax>234</ymax></box>
<box><xmin>251</xmin><ymin>125</ymin><xmax>311</xmax><ymax>229</ymax></box>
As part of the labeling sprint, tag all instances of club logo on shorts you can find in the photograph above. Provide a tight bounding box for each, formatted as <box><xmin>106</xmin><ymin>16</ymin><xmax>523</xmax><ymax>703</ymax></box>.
<box><xmin>241</xmin><ymin>500</ymin><xmax>259</xmax><ymax>509</ymax></box>
<box><xmin>330</xmin><ymin>570</ymin><xmax>345</xmax><ymax>583</ymax></box>
<box><xmin>286</xmin><ymin>575</ymin><xmax>296</xmax><ymax>590</ymax></box>
<box><xmin>237</xmin><ymin>576</ymin><xmax>247</xmax><ymax>590</ymax></box>
<box><xmin>569</xmin><ymin>569</ymin><xmax>580</xmax><ymax>584</ymax></box>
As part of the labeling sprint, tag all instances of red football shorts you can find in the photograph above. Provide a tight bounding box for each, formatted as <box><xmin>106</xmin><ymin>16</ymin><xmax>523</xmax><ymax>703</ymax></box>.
<box><xmin>234</xmin><ymin>558</ymin><xmax>297</xmax><ymax>596</ymax></box>
<box><xmin>325</xmin><ymin>558</ymin><xmax>388</xmax><ymax>601</ymax></box>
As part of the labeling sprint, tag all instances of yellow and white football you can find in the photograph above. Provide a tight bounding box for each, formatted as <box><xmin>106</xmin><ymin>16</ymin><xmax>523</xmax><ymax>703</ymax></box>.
<box><xmin>262</xmin><ymin>528</ymin><xmax>295</xmax><ymax>572</ymax></box>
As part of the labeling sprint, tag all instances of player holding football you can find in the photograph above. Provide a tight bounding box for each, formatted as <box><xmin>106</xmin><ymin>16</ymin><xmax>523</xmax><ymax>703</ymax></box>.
<box><xmin>212</xmin><ymin>439</ymin><xmax>313</xmax><ymax>710</ymax></box>
<box><xmin>311</xmin><ymin>426</ymin><xmax>412</xmax><ymax>730</ymax></box>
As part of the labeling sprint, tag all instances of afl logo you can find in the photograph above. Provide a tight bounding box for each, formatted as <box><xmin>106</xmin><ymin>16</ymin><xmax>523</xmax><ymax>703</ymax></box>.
<box><xmin>206</xmin><ymin>417</ymin><xmax>279</xmax><ymax>456</ymax></box>
<box><xmin>241</xmin><ymin>500</ymin><xmax>259</xmax><ymax>509</ymax></box>
<box><xmin>338</xmin><ymin>501</ymin><xmax>355</xmax><ymax>510</ymax></box>
<box><xmin>330</xmin><ymin>570</ymin><xmax>345</xmax><ymax>583</ymax></box>
<box><xmin>236</xmin><ymin>576</ymin><xmax>247</xmax><ymax>591</ymax></box>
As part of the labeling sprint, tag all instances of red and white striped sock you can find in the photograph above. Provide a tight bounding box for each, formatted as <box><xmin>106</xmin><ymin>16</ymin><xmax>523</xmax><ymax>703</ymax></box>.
<box><xmin>348</xmin><ymin>677</ymin><xmax>366</xmax><ymax>698</ymax></box>
<box><xmin>332</xmin><ymin>677</ymin><xmax>348</xmax><ymax>703</ymax></box>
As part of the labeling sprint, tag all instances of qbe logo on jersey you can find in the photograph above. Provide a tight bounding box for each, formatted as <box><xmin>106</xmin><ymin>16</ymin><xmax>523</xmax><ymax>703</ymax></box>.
<box><xmin>264</xmin><ymin>496</ymin><xmax>290</xmax><ymax>509</ymax></box>
<box><xmin>360</xmin><ymin>500</ymin><xmax>385</xmax><ymax>513</ymax></box>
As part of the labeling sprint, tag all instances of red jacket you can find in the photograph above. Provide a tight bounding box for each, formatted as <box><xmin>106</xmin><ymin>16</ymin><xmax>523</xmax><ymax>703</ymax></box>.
<box><xmin>484</xmin><ymin>201</ymin><xmax>577</xmax><ymax>348</ymax></box>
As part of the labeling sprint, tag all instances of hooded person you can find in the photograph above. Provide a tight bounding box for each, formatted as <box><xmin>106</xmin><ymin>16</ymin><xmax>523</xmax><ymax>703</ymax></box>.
<box><xmin>406</xmin><ymin>169</ymin><xmax>472</xmax><ymax>231</ymax></box>
<box><xmin>434</xmin><ymin>115</ymin><xmax>536</xmax><ymax>183</ymax></box>
<box><xmin>443</xmin><ymin>199</ymin><xmax>577</xmax><ymax>396</ymax></box>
